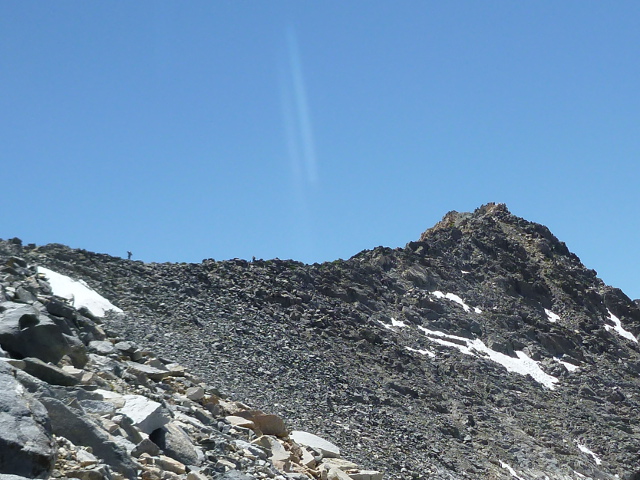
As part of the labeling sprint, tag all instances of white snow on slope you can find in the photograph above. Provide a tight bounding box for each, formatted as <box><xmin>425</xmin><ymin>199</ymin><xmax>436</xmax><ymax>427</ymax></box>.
<box><xmin>431</xmin><ymin>291</ymin><xmax>482</xmax><ymax>313</ymax></box>
<box><xmin>418</xmin><ymin>326</ymin><xmax>559</xmax><ymax>389</ymax></box>
<box><xmin>378</xmin><ymin>317</ymin><xmax>407</xmax><ymax>330</ymax></box>
<box><xmin>554</xmin><ymin>357</ymin><xmax>579</xmax><ymax>372</ymax></box>
<box><xmin>405</xmin><ymin>346</ymin><xmax>435</xmax><ymax>358</ymax></box>
<box><xmin>604</xmin><ymin>310</ymin><xmax>637</xmax><ymax>343</ymax></box>
<box><xmin>500</xmin><ymin>461</ymin><xmax>526</xmax><ymax>480</ymax></box>
<box><xmin>391</xmin><ymin>318</ymin><xmax>406</xmax><ymax>328</ymax></box>
<box><xmin>544</xmin><ymin>309</ymin><xmax>560</xmax><ymax>323</ymax></box>
<box><xmin>576</xmin><ymin>442</ymin><xmax>602</xmax><ymax>465</ymax></box>
<box><xmin>38</xmin><ymin>267</ymin><xmax>123</xmax><ymax>317</ymax></box>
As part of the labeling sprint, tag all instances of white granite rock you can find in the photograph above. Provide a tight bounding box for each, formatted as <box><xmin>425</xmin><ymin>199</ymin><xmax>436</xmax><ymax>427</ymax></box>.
<box><xmin>118</xmin><ymin>395</ymin><xmax>170</xmax><ymax>434</ymax></box>
<box><xmin>290</xmin><ymin>431</ymin><xmax>341</xmax><ymax>458</ymax></box>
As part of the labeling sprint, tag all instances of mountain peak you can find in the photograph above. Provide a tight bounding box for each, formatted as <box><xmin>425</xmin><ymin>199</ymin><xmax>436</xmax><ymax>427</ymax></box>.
<box><xmin>416</xmin><ymin>202</ymin><xmax>571</xmax><ymax>262</ymax></box>
<box><xmin>419</xmin><ymin>202</ymin><xmax>512</xmax><ymax>240</ymax></box>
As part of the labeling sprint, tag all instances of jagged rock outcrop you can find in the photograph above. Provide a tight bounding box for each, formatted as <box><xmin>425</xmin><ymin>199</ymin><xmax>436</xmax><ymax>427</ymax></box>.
<box><xmin>1</xmin><ymin>204</ymin><xmax>639</xmax><ymax>479</ymax></box>
<box><xmin>0</xmin><ymin>360</ymin><xmax>56</xmax><ymax>478</ymax></box>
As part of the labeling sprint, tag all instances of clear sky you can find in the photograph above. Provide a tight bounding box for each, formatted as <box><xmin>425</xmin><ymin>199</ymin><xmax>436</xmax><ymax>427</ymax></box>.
<box><xmin>2</xmin><ymin>2</ymin><xmax>639</xmax><ymax>299</ymax></box>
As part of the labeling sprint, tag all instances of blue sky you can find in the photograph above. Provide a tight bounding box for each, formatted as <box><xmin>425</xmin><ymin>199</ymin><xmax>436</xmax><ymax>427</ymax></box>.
<box><xmin>2</xmin><ymin>2</ymin><xmax>639</xmax><ymax>299</ymax></box>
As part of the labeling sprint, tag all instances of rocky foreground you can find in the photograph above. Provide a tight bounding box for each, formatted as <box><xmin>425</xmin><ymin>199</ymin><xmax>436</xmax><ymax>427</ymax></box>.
<box><xmin>0</xmin><ymin>256</ymin><xmax>381</xmax><ymax>479</ymax></box>
<box><xmin>2</xmin><ymin>203</ymin><xmax>640</xmax><ymax>479</ymax></box>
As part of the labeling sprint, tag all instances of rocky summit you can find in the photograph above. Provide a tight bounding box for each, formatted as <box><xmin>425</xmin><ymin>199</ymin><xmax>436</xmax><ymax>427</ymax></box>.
<box><xmin>1</xmin><ymin>203</ymin><xmax>639</xmax><ymax>480</ymax></box>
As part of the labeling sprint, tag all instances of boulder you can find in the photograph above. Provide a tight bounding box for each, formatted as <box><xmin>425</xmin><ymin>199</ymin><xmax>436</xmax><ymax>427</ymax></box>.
<box><xmin>115</xmin><ymin>341</ymin><xmax>138</xmax><ymax>353</ymax></box>
<box><xmin>14</xmin><ymin>286</ymin><xmax>37</xmax><ymax>304</ymax></box>
<box><xmin>78</xmin><ymin>399</ymin><xmax>118</xmax><ymax>416</ymax></box>
<box><xmin>6</xmin><ymin>256</ymin><xmax>27</xmax><ymax>268</ymax></box>
<box><xmin>327</xmin><ymin>467</ymin><xmax>352</xmax><ymax>480</ymax></box>
<box><xmin>217</xmin><ymin>470</ymin><xmax>256</xmax><ymax>480</ymax></box>
<box><xmin>0</xmin><ymin>302</ymin><xmax>70</xmax><ymax>363</ymax></box>
<box><xmin>290</xmin><ymin>431</ymin><xmax>341</xmax><ymax>458</ymax></box>
<box><xmin>62</xmin><ymin>333</ymin><xmax>89</xmax><ymax>368</ymax></box>
<box><xmin>234</xmin><ymin>410</ymin><xmax>288</xmax><ymax>437</ymax></box>
<box><xmin>185</xmin><ymin>386</ymin><xmax>205</xmax><ymax>401</ymax></box>
<box><xmin>149</xmin><ymin>421</ymin><xmax>201</xmax><ymax>466</ymax></box>
<box><xmin>253</xmin><ymin>413</ymin><xmax>288</xmax><ymax>437</ymax></box>
<box><xmin>45</xmin><ymin>298</ymin><xmax>76</xmax><ymax>320</ymax></box>
<box><xmin>21</xmin><ymin>357</ymin><xmax>80</xmax><ymax>386</ymax></box>
<box><xmin>119</xmin><ymin>394</ymin><xmax>171</xmax><ymax>434</ymax></box>
<box><xmin>233</xmin><ymin>439</ymin><xmax>268</xmax><ymax>460</ymax></box>
<box><xmin>347</xmin><ymin>471</ymin><xmax>383</xmax><ymax>480</ymax></box>
<box><xmin>252</xmin><ymin>435</ymin><xmax>290</xmax><ymax>470</ymax></box>
<box><xmin>300</xmin><ymin>447</ymin><xmax>316</xmax><ymax>468</ymax></box>
<box><xmin>76</xmin><ymin>448</ymin><xmax>99</xmax><ymax>467</ymax></box>
<box><xmin>0</xmin><ymin>362</ymin><xmax>55</xmax><ymax>478</ymax></box>
<box><xmin>320</xmin><ymin>458</ymin><xmax>359</xmax><ymax>471</ymax></box>
<box><xmin>88</xmin><ymin>340</ymin><xmax>115</xmax><ymax>355</ymax></box>
<box><xmin>39</xmin><ymin>396</ymin><xmax>137</xmax><ymax>478</ymax></box>
<box><xmin>187</xmin><ymin>472</ymin><xmax>209</xmax><ymax>480</ymax></box>
<box><xmin>156</xmin><ymin>454</ymin><xmax>186</xmax><ymax>474</ymax></box>
<box><xmin>125</xmin><ymin>361</ymin><xmax>171</xmax><ymax>381</ymax></box>
<box><xmin>226</xmin><ymin>415</ymin><xmax>256</xmax><ymax>430</ymax></box>
<box><xmin>132</xmin><ymin>437</ymin><xmax>161</xmax><ymax>457</ymax></box>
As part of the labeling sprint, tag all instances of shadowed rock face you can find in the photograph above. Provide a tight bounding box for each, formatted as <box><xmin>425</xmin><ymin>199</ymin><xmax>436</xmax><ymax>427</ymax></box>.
<box><xmin>0</xmin><ymin>302</ymin><xmax>72</xmax><ymax>363</ymax></box>
<box><xmin>2</xmin><ymin>203</ymin><xmax>639</xmax><ymax>479</ymax></box>
<box><xmin>0</xmin><ymin>361</ymin><xmax>55</xmax><ymax>478</ymax></box>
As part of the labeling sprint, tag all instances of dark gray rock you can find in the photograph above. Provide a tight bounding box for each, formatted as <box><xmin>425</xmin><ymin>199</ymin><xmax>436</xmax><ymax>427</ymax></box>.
<box><xmin>45</xmin><ymin>298</ymin><xmax>76</xmax><ymax>320</ymax></box>
<box><xmin>14</xmin><ymin>286</ymin><xmax>37</xmax><ymax>304</ymax></box>
<box><xmin>6</xmin><ymin>256</ymin><xmax>27</xmax><ymax>268</ymax></box>
<box><xmin>0</xmin><ymin>362</ymin><xmax>55</xmax><ymax>478</ymax></box>
<box><xmin>79</xmin><ymin>399</ymin><xmax>117</xmax><ymax>416</ymax></box>
<box><xmin>62</xmin><ymin>333</ymin><xmax>89</xmax><ymax>367</ymax></box>
<box><xmin>131</xmin><ymin>437</ymin><xmax>160</xmax><ymax>457</ymax></box>
<box><xmin>88</xmin><ymin>340</ymin><xmax>115</xmax><ymax>355</ymax></box>
<box><xmin>0</xmin><ymin>302</ymin><xmax>71</xmax><ymax>363</ymax></box>
<box><xmin>21</xmin><ymin>357</ymin><xmax>80</xmax><ymax>386</ymax></box>
<box><xmin>125</xmin><ymin>360</ymin><xmax>171</xmax><ymax>381</ymax></box>
<box><xmin>216</xmin><ymin>470</ymin><xmax>256</xmax><ymax>480</ymax></box>
<box><xmin>115</xmin><ymin>341</ymin><xmax>137</xmax><ymax>353</ymax></box>
<box><xmin>39</xmin><ymin>397</ymin><xmax>137</xmax><ymax>479</ymax></box>
<box><xmin>149</xmin><ymin>421</ymin><xmax>201</xmax><ymax>466</ymax></box>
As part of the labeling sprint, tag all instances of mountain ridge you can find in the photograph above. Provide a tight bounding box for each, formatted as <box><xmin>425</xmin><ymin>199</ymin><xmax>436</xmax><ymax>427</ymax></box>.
<box><xmin>1</xmin><ymin>204</ymin><xmax>639</xmax><ymax>480</ymax></box>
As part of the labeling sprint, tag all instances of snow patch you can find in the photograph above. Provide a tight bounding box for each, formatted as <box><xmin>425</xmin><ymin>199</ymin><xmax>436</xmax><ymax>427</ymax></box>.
<box><xmin>405</xmin><ymin>346</ymin><xmax>435</xmax><ymax>358</ymax></box>
<box><xmin>500</xmin><ymin>461</ymin><xmax>526</xmax><ymax>480</ymax></box>
<box><xmin>431</xmin><ymin>291</ymin><xmax>482</xmax><ymax>313</ymax></box>
<box><xmin>604</xmin><ymin>310</ymin><xmax>637</xmax><ymax>343</ymax></box>
<box><xmin>418</xmin><ymin>326</ymin><xmax>559</xmax><ymax>389</ymax></box>
<box><xmin>38</xmin><ymin>267</ymin><xmax>123</xmax><ymax>317</ymax></box>
<box><xmin>576</xmin><ymin>442</ymin><xmax>602</xmax><ymax>465</ymax></box>
<box><xmin>544</xmin><ymin>309</ymin><xmax>560</xmax><ymax>323</ymax></box>
<box><xmin>378</xmin><ymin>317</ymin><xmax>407</xmax><ymax>330</ymax></box>
<box><xmin>554</xmin><ymin>357</ymin><xmax>579</xmax><ymax>372</ymax></box>
<box><xmin>391</xmin><ymin>318</ymin><xmax>407</xmax><ymax>328</ymax></box>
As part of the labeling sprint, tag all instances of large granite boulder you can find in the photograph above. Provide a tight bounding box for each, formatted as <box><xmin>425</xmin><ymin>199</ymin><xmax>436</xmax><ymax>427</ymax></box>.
<box><xmin>0</xmin><ymin>361</ymin><xmax>55</xmax><ymax>478</ymax></box>
<box><xmin>0</xmin><ymin>302</ymin><xmax>70</xmax><ymax>364</ymax></box>
<box><xmin>149</xmin><ymin>421</ymin><xmax>201</xmax><ymax>467</ymax></box>
<box><xmin>39</xmin><ymin>396</ymin><xmax>138</xmax><ymax>479</ymax></box>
